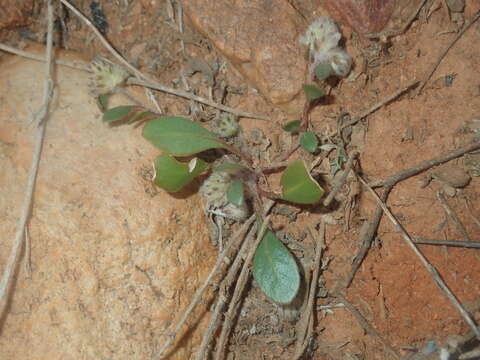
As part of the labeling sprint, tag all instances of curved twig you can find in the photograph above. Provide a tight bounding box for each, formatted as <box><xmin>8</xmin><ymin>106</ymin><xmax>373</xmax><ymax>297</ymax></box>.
<box><xmin>0</xmin><ymin>0</ymin><xmax>55</xmax><ymax>318</ymax></box>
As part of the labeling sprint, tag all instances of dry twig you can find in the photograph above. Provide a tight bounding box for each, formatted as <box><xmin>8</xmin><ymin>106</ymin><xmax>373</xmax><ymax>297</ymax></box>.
<box><xmin>0</xmin><ymin>42</ymin><xmax>268</xmax><ymax>120</ymax></box>
<box><xmin>464</xmin><ymin>198</ymin><xmax>480</xmax><ymax>230</ymax></box>
<box><xmin>58</xmin><ymin>0</ymin><xmax>269</xmax><ymax>120</ymax></box>
<box><xmin>127</xmin><ymin>78</ymin><xmax>268</xmax><ymax>120</ymax></box>
<box><xmin>342</xmin><ymin>185</ymin><xmax>393</xmax><ymax>289</ymax></box>
<box><xmin>340</xmin><ymin>80</ymin><xmax>419</xmax><ymax>131</ymax></box>
<box><xmin>336</xmin><ymin>294</ymin><xmax>401</xmax><ymax>359</ymax></box>
<box><xmin>293</xmin><ymin>223</ymin><xmax>326</xmax><ymax>360</ymax></box>
<box><xmin>0</xmin><ymin>43</ymin><xmax>90</xmax><ymax>71</ymax></box>
<box><xmin>59</xmin><ymin>0</ymin><xmax>148</xmax><ymax>81</ymax></box>
<box><xmin>366</xmin><ymin>0</ymin><xmax>428</xmax><ymax>40</ymax></box>
<box><xmin>358</xmin><ymin>176</ymin><xmax>480</xmax><ymax>339</ymax></box>
<box><xmin>0</xmin><ymin>0</ymin><xmax>55</xmax><ymax>317</ymax></box>
<box><xmin>323</xmin><ymin>151</ymin><xmax>359</xmax><ymax>207</ymax></box>
<box><xmin>414</xmin><ymin>237</ymin><xmax>480</xmax><ymax>248</ymax></box>
<box><xmin>369</xmin><ymin>140</ymin><xmax>480</xmax><ymax>188</ymax></box>
<box><xmin>214</xmin><ymin>205</ymin><xmax>274</xmax><ymax>360</ymax></box>
<box><xmin>195</xmin><ymin>225</ymin><xmax>257</xmax><ymax>360</ymax></box>
<box><xmin>343</xmin><ymin>140</ymin><xmax>480</xmax><ymax>289</ymax></box>
<box><xmin>366</xmin><ymin>0</ymin><xmax>427</xmax><ymax>39</ymax></box>
<box><xmin>153</xmin><ymin>216</ymin><xmax>255</xmax><ymax>360</ymax></box>
<box><xmin>437</xmin><ymin>191</ymin><xmax>471</xmax><ymax>243</ymax></box>
<box><xmin>417</xmin><ymin>11</ymin><xmax>480</xmax><ymax>95</ymax></box>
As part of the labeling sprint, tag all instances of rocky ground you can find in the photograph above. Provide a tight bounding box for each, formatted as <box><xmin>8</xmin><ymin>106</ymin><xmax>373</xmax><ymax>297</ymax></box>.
<box><xmin>1</xmin><ymin>1</ymin><xmax>480</xmax><ymax>359</ymax></box>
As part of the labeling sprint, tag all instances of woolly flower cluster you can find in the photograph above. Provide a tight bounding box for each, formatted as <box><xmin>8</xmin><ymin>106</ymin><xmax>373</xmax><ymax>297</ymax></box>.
<box><xmin>299</xmin><ymin>17</ymin><xmax>352</xmax><ymax>78</ymax></box>
<box><xmin>89</xmin><ymin>57</ymin><xmax>130</xmax><ymax>96</ymax></box>
<box><xmin>213</xmin><ymin>114</ymin><xmax>239</xmax><ymax>139</ymax></box>
<box><xmin>200</xmin><ymin>172</ymin><xmax>249</xmax><ymax>221</ymax></box>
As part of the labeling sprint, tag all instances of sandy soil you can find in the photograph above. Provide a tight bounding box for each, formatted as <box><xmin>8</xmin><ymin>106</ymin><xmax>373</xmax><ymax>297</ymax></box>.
<box><xmin>1</xmin><ymin>1</ymin><xmax>479</xmax><ymax>359</ymax></box>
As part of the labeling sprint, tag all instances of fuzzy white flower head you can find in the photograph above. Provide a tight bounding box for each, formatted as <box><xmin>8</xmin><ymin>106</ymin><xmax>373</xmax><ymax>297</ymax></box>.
<box><xmin>89</xmin><ymin>57</ymin><xmax>130</xmax><ymax>96</ymax></box>
<box><xmin>324</xmin><ymin>47</ymin><xmax>352</xmax><ymax>77</ymax></box>
<box><xmin>300</xmin><ymin>17</ymin><xmax>341</xmax><ymax>55</ymax></box>
<box><xmin>213</xmin><ymin>114</ymin><xmax>239</xmax><ymax>138</ymax></box>
<box><xmin>300</xmin><ymin>17</ymin><xmax>353</xmax><ymax>79</ymax></box>
<box><xmin>221</xmin><ymin>201</ymin><xmax>249</xmax><ymax>221</ymax></box>
<box><xmin>199</xmin><ymin>172</ymin><xmax>231</xmax><ymax>209</ymax></box>
<box><xmin>200</xmin><ymin>171</ymin><xmax>250</xmax><ymax>221</ymax></box>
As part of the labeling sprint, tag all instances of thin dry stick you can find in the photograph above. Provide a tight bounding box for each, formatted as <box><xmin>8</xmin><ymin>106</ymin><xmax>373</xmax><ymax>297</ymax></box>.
<box><xmin>317</xmin><ymin>303</ymin><xmax>345</xmax><ymax>310</ymax></box>
<box><xmin>176</xmin><ymin>1</ymin><xmax>185</xmax><ymax>55</ymax></box>
<box><xmin>414</xmin><ymin>237</ymin><xmax>480</xmax><ymax>248</ymax></box>
<box><xmin>0</xmin><ymin>42</ymin><xmax>268</xmax><ymax>120</ymax></box>
<box><xmin>59</xmin><ymin>0</ymin><xmax>268</xmax><ymax>120</ymax></box>
<box><xmin>323</xmin><ymin>151</ymin><xmax>359</xmax><ymax>207</ymax></box>
<box><xmin>214</xmin><ymin>212</ymin><xmax>273</xmax><ymax>360</ymax></box>
<box><xmin>127</xmin><ymin>77</ymin><xmax>268</xmax><ymax>120</ymax></box>
<box><xmin>342</xmin><ymin>185</ymin><xmax>393</xmax><ymax>289</ymax></box>
<box><xmin>293</xmin><ymin>222</ymin><xmax>325</xmax><ymax>360</ymax></box>
<box><xmin>464</xmin><ymin>198</ymin><xmax>480</xmax><ymax>230</ymax></box>
<box><xmin>0</xmin><ymin>43</ymin><xmax>90</xmax><ymax>71</ymax></box>
<box><xmin>369</xmin><ymin>140</ymin><xmax>480</xmax><ymax>188</ymax></box>
<box><xmin>340</xmin><ymin>80</ymin><xmax>419</xmax><ymax>131</ymax></box>
<box><xmin>24</xmin><ymin>227</ymin><xmax>32</xmax><ymax>278</ymax></box>
<box><xmin>195</xmin><ymin>292</ymin><xmax>224</xmax><ymax>360</ymax></box>
<box><xmin>153</xmin><ymin>215</ymin><xmax>255</xmax><ymax>360</ymax></box>
<box><xmin>59</xmin><ymin>0</ymin><xmax>147</xmax><ymax>81</ymax></box>
<box><xmin>144</xmin><ymin>88</ymin><xmax>163</xmax><ymax>114</ymax></box>
<box><xmin>0</xmin><ymin>0</ymin><xmax>55</xmax><ymax>317</ymax></box>
<box><xmin>358</xmin><ymin>176</ymin><xmax>480</xmax><ymax>339</ymax></box>
<box><xmin>366</xmin><ymin>0</ymin><xmax>428</xmax><ymax>39</ymax></box>
<box><xmin>194</xmin><ymin>225</ymin><xmax>257</xmax><ymax>360</ymax></box>
<box><xmin>417</xmin><ymin>11</ymin><xmax>480</xmax><ymax>95</ymax></box>
<box><xmin>336</xmin><ymin>294</ymin><xmax>401</xmax><ymax>360</ymax></box>
<box><xmin>437</xmin><ymin>191</ymin><xmax>471</xmax><ymax>242</ymax></box>
<box><xmin>344</xmin><ymin>141</ymin><xmax>480</xmax><ymax>289</ymax></box>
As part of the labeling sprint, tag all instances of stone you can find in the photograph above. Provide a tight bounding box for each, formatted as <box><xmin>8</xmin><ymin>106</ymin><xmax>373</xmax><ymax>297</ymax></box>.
<box><xmin>321</xmin><ymin>0</ymin><xmax>396</xmax><ymax>35</ymax></box>
<box><xmin>446</xmin><ymin>0</ymin><xmax>465</xmax><ymax>13</ymax></box>
<box><xmin>432</xmin><ymin>164</ymin><xmax>471</xmax><ymax>188</ymax></box>
<box><xmin>183</xmin><ymin>0</ymin><xmax>307</xmax><ymax>108</ymax></box>
<box><xmin>0</xmin><ymin>46</ymin><xmax>215</xmax><ymax>359</ymax></box>
<box><xmin>0</xmin><ymin>0</ymin><xmax>34</xmax><ymax>30</ymax></box>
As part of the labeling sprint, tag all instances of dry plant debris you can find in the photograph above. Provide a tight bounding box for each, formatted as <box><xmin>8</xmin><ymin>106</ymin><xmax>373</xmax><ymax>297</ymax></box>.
<box><xmin>1</xmin><ymin>1</ymin><xmax>480</xmax><ymax>360</ymax></box>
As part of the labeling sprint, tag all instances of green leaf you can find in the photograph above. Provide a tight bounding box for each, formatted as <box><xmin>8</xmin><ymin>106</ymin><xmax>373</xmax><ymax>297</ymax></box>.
<box><xmin>314</xmin><ymin>62</ymin><xmax>333</xmax><ymax>80</ymax></box>
<box><xmin>253</xmin><ymin>229</ymin><xmax>300</xmax><ymax>304</ymax></box>
<box><xmin>102</xmin><ymin>105</ymin><xmax>157</xmax><ymax>125</ymax></box>
<box><xmin>143</xmin><ymin>117</ymin><xmax>228</xmax><ymax>156</ymax></box>
<box><xmin>212</xmin><ymin>162</ymin><xmax>247</xmax><ymax>173</ymax></box>
<box><xmin>280</xmin><ymin>160</ymin><xmax>324</xmax><ymax>204</ymax></box>
<box><xmin>300</xmin><ymin>131</ymin><xmax>318</xmax><ymax>153</ymax></box>
<box><xmin>282</xmin><ymin>120</ymin><xmax>301</xmax><ymax>133</ymax></box>
<box><xmin>153</xmin><ymin>154</ymin><xmax>208</xmax><ymax>192</ymax></box>
<box><xmin>302</xmin><ymin>84</ymin><xmax>325</xmax><ymax>100</ymax></box>
<box><xmin>226</xmin><ymin>179</ymin><xmax>244</xmax><ymax>206</ymax></box>
<box><xmin>96</xmin><ymin>94</ymin><xmax>110</xmax><ymax>112</ymax></box>
<box><xmin>103</xmin><ymin>105</ymin><xmax>131</xmax><ymax>121</ymax></box>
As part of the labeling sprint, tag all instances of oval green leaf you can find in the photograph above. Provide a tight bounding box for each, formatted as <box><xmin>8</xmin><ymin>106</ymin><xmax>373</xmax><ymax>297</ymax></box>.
<box><xmin>212</xmin><ymin>162</ymin><xmax>247</xmax><ymax>174</ymax></box>
<box><xmin>103</xmin><ymin>105</ymin><xmax>157</xmax><ymax>125</ymax></box>
<box><xmin>153</xmin><ymin>154</ymin><xmax>208</xmax><ymax>192</ymax></box>
<box><xmin>96</xmin><ymin>94</ymin><xmax>110</xmax><ymax>112</ymax></box>
<box><xmin>282</xmin><ymin>120</ymin><xmax>301</xmax><ymax>133</ymax></box>
<box><xmin>314</xmin><ymin>62</ymin><xmax>333</xmax><ymax>80</ymax></box>
<box><xmin>300</xmin><ymin>131</ymin><xmax>318</xmax><ymax>153</ymax></box>
<box><xmin>281</xmin><ymin>160</ymin><xmax>324</xmax><ymax>204</ymax></box>
<box><xmin>302</xmin><ymin>84</ymin><xmax>325</xmax><ymax>100</ymax></box>
<box><xmin>103</xmin><ymin>105</ymin><xmax>132</xmax><ymax>122</ymax></box>
<box><xmin>253</xmin><ymin>229</ymin><xmax>300</xmax><ymax>304</ymax></box>
<box><xmin>226</xmin><ymin>178</ymin><xmax>244</xmax><ymax>206</ymax></box>
<box><xmin>143</xmin><ymin>116</ymin><xmax>228</xmax><ymax>156</ymax></box>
